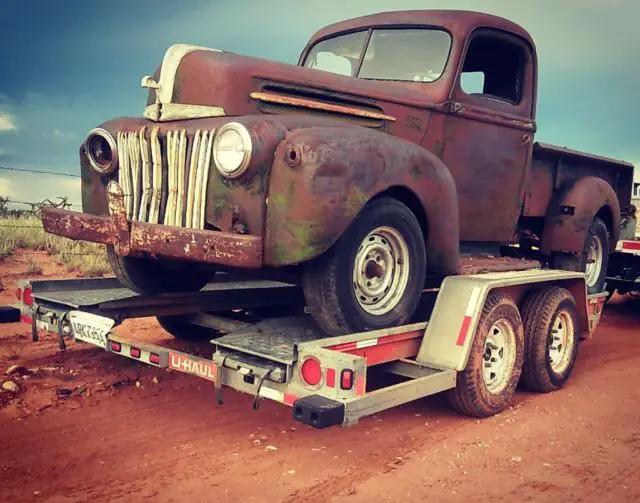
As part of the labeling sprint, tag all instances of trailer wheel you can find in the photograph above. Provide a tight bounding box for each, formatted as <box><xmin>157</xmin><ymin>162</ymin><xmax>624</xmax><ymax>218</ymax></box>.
<box><xmin>551</xmin><ymin>216</ymin><xmax>609</xmax><ymax>295</ymax></box>
<box><xmin>156</xmin><ymin>315</ymin><xmax>220</xmax><ymax>341</ymax></box>
<box><xmin>447</xmin><ymin>292</ymin><xmax>524</xmax><ymax>418</ymax></box>
<box><xmin>107</xmin><ymin>245</ymin><xmax>216</xmax><ymax>294</ymax></box>
<box><xmin>520</xmin><ymin>287</ymin><xmax>579</xmax><ymax>392</ymax></box>
<box><xmin>302</xmin><ymin>197</ymin><xmax>426</xmax><ymax>336</ymax></box>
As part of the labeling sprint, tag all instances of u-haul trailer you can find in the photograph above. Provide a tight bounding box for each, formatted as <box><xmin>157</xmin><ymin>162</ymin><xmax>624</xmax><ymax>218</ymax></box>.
<box><xmin>605</xmin><ymin>238</ymin><xmax>640</xmax><ymax>301</ymax></box>
<box><xmin>9</xmin><ymin>269</ymin><xmax>606</xmax><ymax>428</ymax></box>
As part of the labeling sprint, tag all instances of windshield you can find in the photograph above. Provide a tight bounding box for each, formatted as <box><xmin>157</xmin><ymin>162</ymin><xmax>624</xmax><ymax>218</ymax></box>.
<box><xmin>303</xmin><ymin>28</ymin><xmax>452</xmax><ymax>83</ymax></box>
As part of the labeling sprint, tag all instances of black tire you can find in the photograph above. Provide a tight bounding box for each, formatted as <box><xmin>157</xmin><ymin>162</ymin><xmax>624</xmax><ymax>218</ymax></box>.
<box><xmin>0</xmin><ymin>306</ymin><xmax>21</xmax><ymax>324</ymax></box>
<box><xmin>157</xmin><ymin>315</ymin><xmax>221</xmax><ymax>341</ymax></box>
<box><xmin>447</xmin><ymin>292</ymin><xmax>524</xmax><ymax>418</ymax></box>
<box><xmin>302</xmin><ymin>197</ymin><xmax>426</xmax><ymax>336</ymax></box>
<box><xmin>520</xmin><ymin>286</ymin><xmax>579</xmax><ymax>392</ymax></box>
<box><xmin>551</xmin><ymin>216</ymin><xmax>609</xmax><ymax>295</ymax></box>
<box><xmin>107</xmin><ymin>245</ymin><xmax>216</xmax><ymax>294</ymax></box>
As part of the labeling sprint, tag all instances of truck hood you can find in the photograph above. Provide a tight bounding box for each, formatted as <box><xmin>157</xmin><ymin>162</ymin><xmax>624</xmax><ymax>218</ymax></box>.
<box><xmin>142</xmin><ymin>44</ymin><xmax>444</xmax><ymax>124</ymax></box>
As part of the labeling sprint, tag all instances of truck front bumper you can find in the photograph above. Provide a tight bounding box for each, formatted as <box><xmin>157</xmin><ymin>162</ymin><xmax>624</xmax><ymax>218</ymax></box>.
<box><xmin>41</xmin><ymin>206</ymin><xmax>263</xmax><ymax>268</ymax></box>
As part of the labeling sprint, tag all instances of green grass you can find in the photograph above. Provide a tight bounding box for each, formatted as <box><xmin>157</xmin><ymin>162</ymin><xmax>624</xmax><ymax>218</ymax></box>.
<box><xmin>0</xmin><ymin>215</ymin><xmax>110</xmax><ymax>276</ymax></box>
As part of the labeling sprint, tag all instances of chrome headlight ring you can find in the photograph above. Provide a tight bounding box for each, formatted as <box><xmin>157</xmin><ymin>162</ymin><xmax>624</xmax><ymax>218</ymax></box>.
<box><xmin>212</xmin><ymin>122</ymin><xmax>253</xmax><ymax>179</ymax></box>
<box><xmin>85</xmin><ymin>128</ymin><xmax>118</xmax><ymax>174</ymax></box>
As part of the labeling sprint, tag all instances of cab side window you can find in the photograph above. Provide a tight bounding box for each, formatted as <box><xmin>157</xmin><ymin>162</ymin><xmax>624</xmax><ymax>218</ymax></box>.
<box><xmin>459</xmin><ymin>33</ymin><xmax>527</xmax><ymax>104</ymax></box>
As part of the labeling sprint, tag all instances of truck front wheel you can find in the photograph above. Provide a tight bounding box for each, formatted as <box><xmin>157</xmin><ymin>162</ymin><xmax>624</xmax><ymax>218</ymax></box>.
<box><xmin>302</xmin><ymin>197</ymin><xmax>426</xmax><ymax>336</ymax></box>
<box><xmin>551</xmin><ymin>216</ymin><xmax>609</xmax><ymax>295</ymax></box>
<box><xmin>107</xmin><ymin>245</ymin><xmax>216</xmax><ymax>294</ymax></box>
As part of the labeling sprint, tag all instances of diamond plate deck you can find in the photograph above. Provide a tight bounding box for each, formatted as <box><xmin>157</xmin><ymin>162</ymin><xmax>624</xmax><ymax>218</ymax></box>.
<box><xmin>213</xmin><ymin>316</ymin><xmax>326</xmax><ymax>365</ymax></box>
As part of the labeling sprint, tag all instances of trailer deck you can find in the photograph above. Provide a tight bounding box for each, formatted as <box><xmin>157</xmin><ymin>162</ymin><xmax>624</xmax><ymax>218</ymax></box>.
<box><xmin>9</xmin><ymin>268</ymin><xmax>608</xmax><ymax>429</ymax></box>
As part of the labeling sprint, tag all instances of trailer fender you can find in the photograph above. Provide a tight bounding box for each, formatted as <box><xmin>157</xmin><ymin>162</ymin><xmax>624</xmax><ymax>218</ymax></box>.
<box><xmin>264</xmin><ymin>125</ymin><xmax>460</xmax><ymax>277</ymax></box>
<box><xmin>416</xmin><ymin>270</ymin><xmax>598</xmax><ymax>371</ymax></box>
<box><xmin>540</xmin><ymin>176</ymin><xmax>621</xmax><ymax>255</ymax></box>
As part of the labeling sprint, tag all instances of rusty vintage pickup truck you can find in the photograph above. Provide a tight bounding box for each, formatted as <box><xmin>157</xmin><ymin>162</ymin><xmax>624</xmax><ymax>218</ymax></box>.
<box><xmin>42</xmin><ymin>10</ymin><xmax>635</xmax><ymax>336</ymax></box>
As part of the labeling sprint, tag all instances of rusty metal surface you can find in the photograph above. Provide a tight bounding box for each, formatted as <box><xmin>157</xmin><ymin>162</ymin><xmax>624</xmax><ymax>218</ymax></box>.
<box><xmin>264</xmin><ymin>125</ymin><xmax>460</xmax><ymax>276</ymax></box>
<box><xmin>41</xmin><ymin>207</ymin><xmax>262</xmax><ymax>269</ymax></box>
<box><xmin>249</xmin><ymin>92</ymin><xmax>397</xmax><ymax>122</ymax></box>
<box><xmin>129</xmin><ymin>222</ymin><xmax>262</xmax><ymax>268</ymax></box>
<box><xmin>458</xmin><ymin>256</ymin><xmax>541</xmax><ymax>275</ymax></box>
<box><xmin>540</xmin><ymin>176</ymin><xmax>621</xmax><ymax>254</ymax></box>
<box><xmin>42</xmin><ymin>207</ymin><xmax>115</xmax><ymax>245</ymax></box>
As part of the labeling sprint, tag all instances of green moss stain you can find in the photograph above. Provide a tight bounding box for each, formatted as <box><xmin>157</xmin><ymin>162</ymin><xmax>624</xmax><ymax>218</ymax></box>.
<box><xmin>344</xmin><ymin>184</ymin><xmax>369</xmax><ymax>219</ymax></box>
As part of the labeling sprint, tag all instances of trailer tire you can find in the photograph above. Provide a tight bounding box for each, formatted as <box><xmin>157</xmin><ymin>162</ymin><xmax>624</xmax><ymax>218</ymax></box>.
<box><xmin>447</xmin><ymin>292</ymin><xmax>524</xmax><ymax>418</ymax></box>
<box><xmin>551</xmin><ymin>216</ymin><xmax>609</xmax><ymax>295</ymax></box>
<box><xmin>157</xmin><ymin>315</ymin><xmax>220</xmax><ymax>341</ymax></box>
<box><xmin>302</xmin><ymin>197</ymin><xmax>426</xmax><ymax>336</ymax></box>
<box><xmin>520</xmin><ymin>286</ymin><xmax>579</xmax><ymax>393</ymax></box>
<box><xmin>107</xmin><ymin>245</ymin><xmax>216</xmax><ymax>294</ymax></box>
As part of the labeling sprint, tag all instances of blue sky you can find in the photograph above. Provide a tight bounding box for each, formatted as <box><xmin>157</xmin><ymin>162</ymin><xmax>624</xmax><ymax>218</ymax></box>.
<box><xmin>0</xmin><ymin>0</ymin><xmax>638</xmax><ymax>206</ymax></box>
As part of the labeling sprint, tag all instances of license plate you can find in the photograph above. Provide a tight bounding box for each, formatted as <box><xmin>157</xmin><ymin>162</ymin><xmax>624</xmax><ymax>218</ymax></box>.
<box><xmin>69</xmin><ymin>311</ymin><xmax>115</xmax><ymax>349</ymax></box>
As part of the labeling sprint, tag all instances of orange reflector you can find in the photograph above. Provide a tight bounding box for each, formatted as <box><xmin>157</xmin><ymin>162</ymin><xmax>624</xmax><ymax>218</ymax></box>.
<box><xmin>130</xmin><ymin>347</ymin><xmax>141</xmax><ymax>358</ymax></box>
<box><xmin>300</xmin><ymin>357</ymin><xmax>322</xmax><ymax>386</ymax></box>
<box><xmin>15</xmin><ymin>288</ymin><xmax>22</xmax><ymax>301</ymax></box>
<box><xmin>149</xmin><ymin>353</ymin><xmax>160</xmax><ymax>365</ymax></box>
<box><xmin>340</xmin><ymin>369</ymin><xmax>354</xmax><ymax>390</ymax></box>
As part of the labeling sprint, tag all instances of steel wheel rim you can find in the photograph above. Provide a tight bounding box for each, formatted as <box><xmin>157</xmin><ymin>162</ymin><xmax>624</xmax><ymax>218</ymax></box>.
<box><xmin>548</xmin><ymin>310</ymin><xmax>574</xmax><ymax>374</ymax></box>
<box><xmin>585</xmin><ymin>234</ymin><xmax>603</xmax><ymax>287</ymax></box>
<box><xmin>352</xmin><ymin>226</ymin><xmax>410</xmax><ymax>316</ymax></box>
<box><xmin>482</xmin><ymin>319</ymin><xmax>517</xmax><ymax>395</ymax></box>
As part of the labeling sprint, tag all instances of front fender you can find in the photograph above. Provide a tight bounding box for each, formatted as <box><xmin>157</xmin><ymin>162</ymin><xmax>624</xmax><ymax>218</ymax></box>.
<box><xmin>264</xmin><ymin>126</ymin><xmax>460</xmax><ymax>276</ymax></box>
<box><xmin>540</xmin><ymin>176</ymin><xmax>620</xmax><ymax>255</ymax></box>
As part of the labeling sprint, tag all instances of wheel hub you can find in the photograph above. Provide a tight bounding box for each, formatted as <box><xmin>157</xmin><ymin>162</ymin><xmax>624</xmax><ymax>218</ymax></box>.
<box><xmin>353</xmin><ymin>226</ymin><xmax>410</xmax><ymax>316</ymax></box>
<box><xmin>585</xmin><ymin>234</ymin><xmax>603</xmax><ymax>287</ymax></box>
<box><xmin>548</xmin><ymin>310</ymin><xmax>574</xmax><ymax>374</ymax></box>
<box><xmin>482</xmin><ymin>319</ymin><xmax>516</xmax><ymax>395</ymax></box>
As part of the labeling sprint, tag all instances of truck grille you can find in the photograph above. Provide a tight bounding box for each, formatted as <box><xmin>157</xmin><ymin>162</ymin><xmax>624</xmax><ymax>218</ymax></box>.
<box><xmin>116</xmin><ymin>127</ymin><xmax>215</xmax><ymax>229</ymax></box>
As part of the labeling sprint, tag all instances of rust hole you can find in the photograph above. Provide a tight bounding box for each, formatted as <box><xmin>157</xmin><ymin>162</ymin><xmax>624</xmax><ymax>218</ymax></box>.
<box><xmin>285</xmin><ymin>144</ymin><xmax>301</xmax><ymax>168</ymax></box>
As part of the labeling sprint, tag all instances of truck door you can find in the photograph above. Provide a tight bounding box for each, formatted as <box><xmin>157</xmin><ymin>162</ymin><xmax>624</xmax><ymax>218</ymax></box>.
<box><xmin>440</xmin><ymin>29</ymin><xmax>536</xmax><ymax>243</ymax></box>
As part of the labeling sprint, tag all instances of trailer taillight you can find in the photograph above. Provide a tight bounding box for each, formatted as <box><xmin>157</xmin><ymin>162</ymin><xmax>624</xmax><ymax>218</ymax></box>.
<box><xmin>130</xmin><ymin>346</ymin><xmax>141</xmax><ymax>358</ymax></box>
<box><xmin>110</xmin><ymin>341</ymin><xmax>122</xmax><ymax>353</ymax></box>
<box><xmin>149</xmin><ymin>353</ymin><xmax>160</xmax><ymax>365</ymax></box>
<box><xmin>340</xmin><ymin>369</ymin><xmax>354</xmax><ymax>390</ymax></box>
<box><xmin>15</xmin><ymin>288</ymin><xmax>22</xmax><ymax>301</ymax></box>
<box><xmin>300</xmin><ymin>357</ymin><xmax>323</xmax><ymax>387</ymax></box>
<box><xmin>23</xmin><ymin>287</ymin><xmax>33</xmax><ymax>306</ymax></box>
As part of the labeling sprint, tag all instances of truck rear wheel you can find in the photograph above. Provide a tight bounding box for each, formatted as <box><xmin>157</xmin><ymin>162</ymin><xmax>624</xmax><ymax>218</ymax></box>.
<box><xmin>107</xmin><ymin>245</ymin><xmax>215</xmax><ymax>295</ymax></box>
<box><xmin>520</xmin><ymin>286</ymin><xmax>579</xmax><ymax>392</ymax></box>
<box><xmin>302</xmin><ymin>197</ymin><xmax>426</xmax><ymax>336</ymax></box>
<box><xmin>447</xmin><ymin>292</ymin><xmax>524</xmax><ymax>418</ymax></box>
<box><xmin>551</xmin><ymin>216</ymin><xmax>609</xmax><ymax>295</ymax></box>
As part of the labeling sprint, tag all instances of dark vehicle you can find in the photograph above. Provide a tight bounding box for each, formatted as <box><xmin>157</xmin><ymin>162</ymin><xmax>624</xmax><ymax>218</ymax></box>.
<box><xmin>41</xmin><ymin>10</ymin><xmax>635</xmax><ymax>336</ymax></box>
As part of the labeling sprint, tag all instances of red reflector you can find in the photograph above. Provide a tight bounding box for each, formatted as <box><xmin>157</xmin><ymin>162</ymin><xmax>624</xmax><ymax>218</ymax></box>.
<box><xmin>130</xmin><ymin>347</ymin><xmax>141</xmax><ymax>358</ymax></box>
<box><xmin>23</xmin><ymin>288</ymin><xmax>33</xmax><ymax>307</ymax></box>
<box><xmin>110</xmin><ymin>341</ymin><xmax>122</xmax><ymax>353</ymax></box>
<box><xmin>15</xmin><ymin>288</ymin><xmax>22</xmax><ymax>301</ymax></box>
<box><xmin>300</xmin><ymin>357</ymin><xmax>322</xmax><ymax>386</ymax></box>
<box><xmin>340</xmin><ymin>369</ymin><xmax>354</xmax><ymax>390</ymax></box>
<box><xmin>149</xmin><ymin>353</ymin><xmax>160</xmax><ymax>365</ymax></box>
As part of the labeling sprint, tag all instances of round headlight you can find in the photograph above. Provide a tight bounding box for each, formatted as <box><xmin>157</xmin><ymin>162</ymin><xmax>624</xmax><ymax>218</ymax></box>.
<box><xmin>85</xmin><ymin>128</ymin><xmax>117</xmax><ymax>174</ymax></box>
<box><xmin>213</xmin><ymin>122</ymin><xmax>252</xmax><ymax>178</ymax></box>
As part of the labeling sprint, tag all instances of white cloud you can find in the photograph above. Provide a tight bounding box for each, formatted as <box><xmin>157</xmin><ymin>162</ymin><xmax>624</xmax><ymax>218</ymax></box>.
<box><xmin>0</xmin><ymin>113</ymin><xmax>17</xmax><ymax>132</ymax></box>
<box><xmin>0</xmin><ymin>171</ymin><xmax>82</xmax><ymax>208</ymax></box>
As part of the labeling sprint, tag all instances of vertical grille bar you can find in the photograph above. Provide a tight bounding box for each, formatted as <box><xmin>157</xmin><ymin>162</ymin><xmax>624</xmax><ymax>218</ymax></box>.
<box><xmin>128</xmin><ymin>132</ymin><xmax>141</xmax><ymax>221</ymax></box>
<box><xmin>198</xmin><ymin>131</ymin><xmax>214</xmax><ymax>230</ymax></box>
<box><xmin>175</xmin><ymin>130</ymin><xmax>187</xmax><ymax>227</ymax></box>
<box><xmin>117</xmin><ymin>131</ymin><xmax>133</xmax><ymax>219</ymax></box>
<box><xmin>185</xmin><ymin>130</ymin><xmax>202</xmax><ymax>229</ymax></box>
<box><xmin>138</xmin><ymin>127</ymin><xmax>152</xmax><ymax>222</ymax></box>
<box><xmin>149</xmin><ymin>127</ymin><xmax>162</xmax><ymax>224</ymax></box>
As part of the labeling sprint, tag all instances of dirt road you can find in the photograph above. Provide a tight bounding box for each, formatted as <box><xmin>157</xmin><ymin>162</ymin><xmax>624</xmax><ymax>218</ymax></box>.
<box><xmin>1</xmin><ymin>252</ymin><xmax>639</xmax><ymax>502</ymax></box>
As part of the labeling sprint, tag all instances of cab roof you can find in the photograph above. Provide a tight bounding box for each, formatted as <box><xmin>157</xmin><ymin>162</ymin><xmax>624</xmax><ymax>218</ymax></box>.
<box><xmin>304</xmin><ymin>9</ymin><xmax>535</xmax><ymax>49</ymax></box>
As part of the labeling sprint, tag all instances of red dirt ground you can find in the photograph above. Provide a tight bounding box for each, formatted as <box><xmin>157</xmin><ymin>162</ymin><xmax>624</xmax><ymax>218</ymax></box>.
<box><xmin>1</xmin><ymin>251</ymin><xmax>639</xmax><ymax>502</ymax></box>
